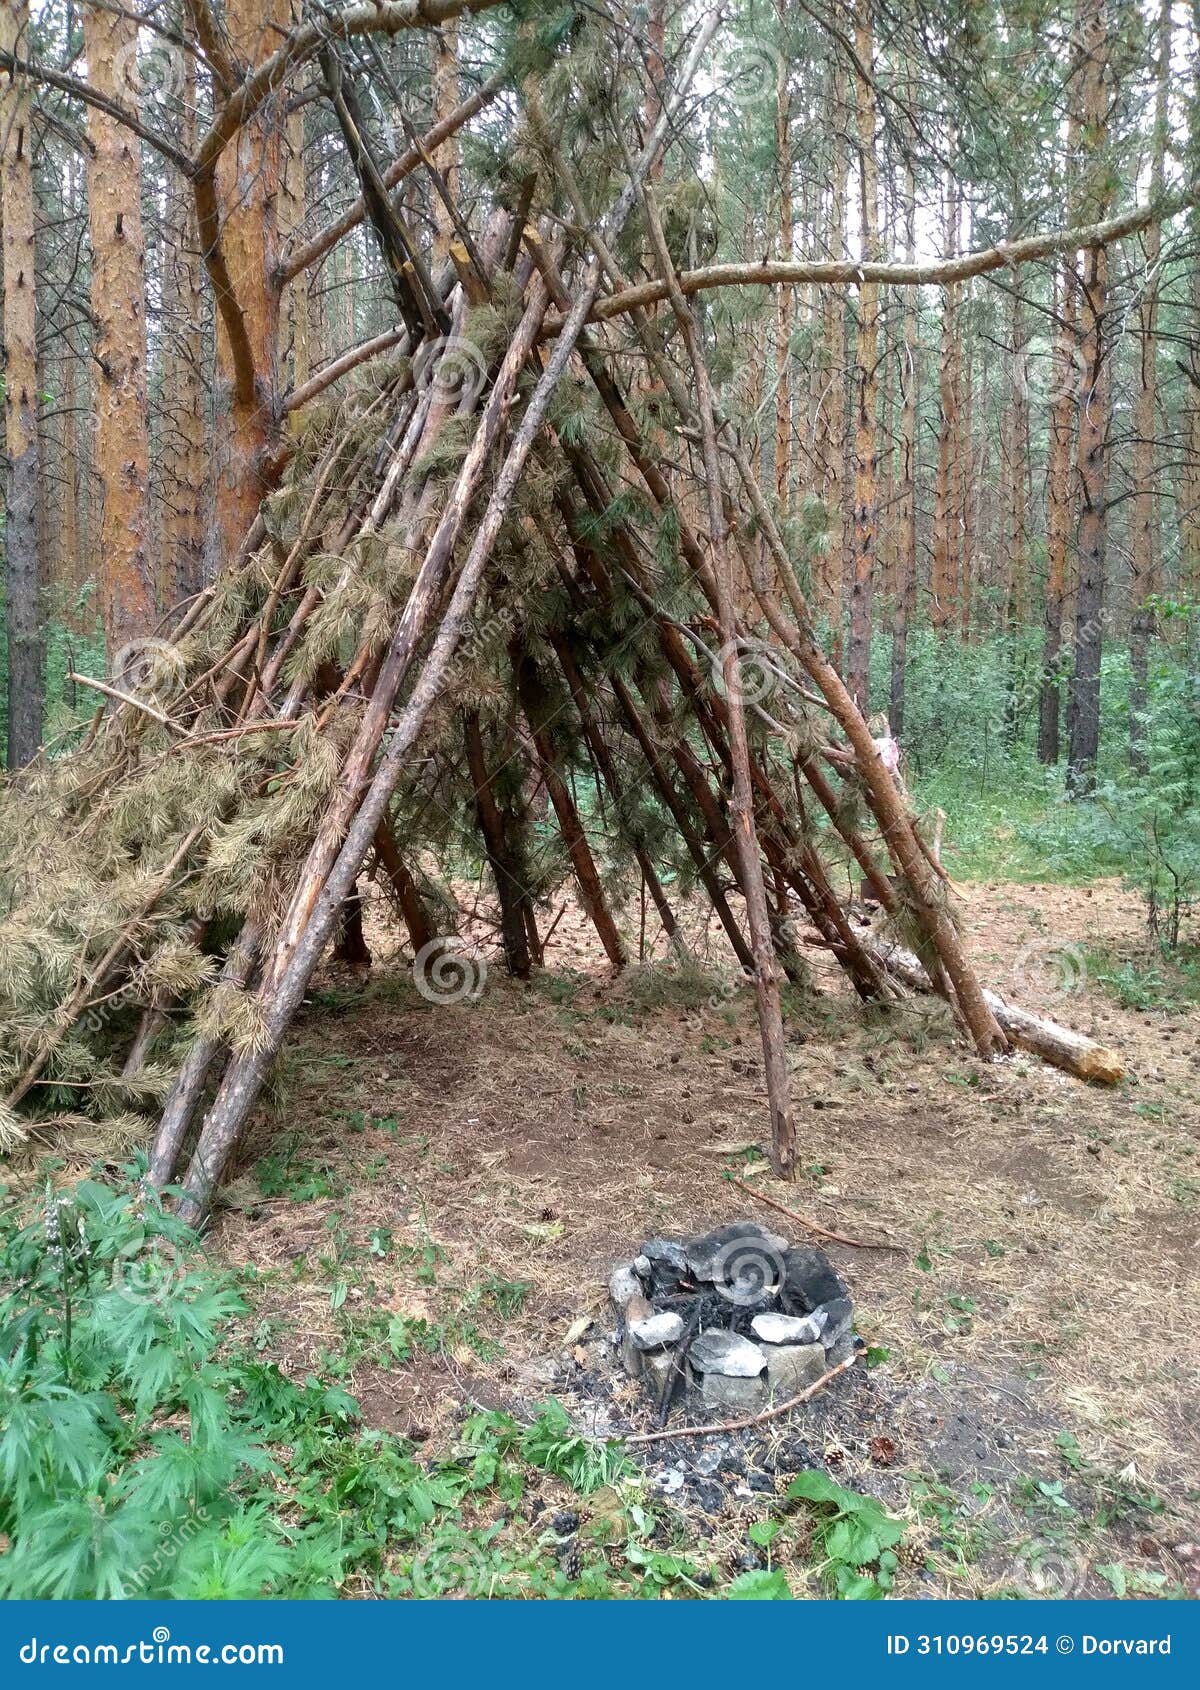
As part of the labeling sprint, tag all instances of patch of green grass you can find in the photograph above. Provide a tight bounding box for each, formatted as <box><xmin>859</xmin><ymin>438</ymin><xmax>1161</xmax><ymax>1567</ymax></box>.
<box><xmin>478</xmin><ymin>1273</ymin><xmax>533</xmax><ymax>1318</ymax></box>
<box><xmin>1081</xmin><ymin>943</ymin><xmax>1200</xmax><ymax>1013</ymax></box>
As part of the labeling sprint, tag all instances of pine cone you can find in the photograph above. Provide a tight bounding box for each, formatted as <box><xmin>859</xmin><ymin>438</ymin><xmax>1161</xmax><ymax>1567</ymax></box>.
<box><xmin>559</xmin><ymin>1537</ymin><xmax>583</xmax><ymax>1581</ymax></box>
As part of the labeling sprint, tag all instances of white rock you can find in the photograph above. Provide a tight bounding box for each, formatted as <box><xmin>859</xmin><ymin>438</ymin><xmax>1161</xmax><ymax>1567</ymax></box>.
<box><xmin>630</xmin><ymin>1311</ymin><xmax>685</xmax><ymax>1351</ymax></box>
<box><xmin>688</xmin><ymin>1329</ymin><xmax>766</xmax><ymax>1377</ymax></box>
<box><xmin>752</xmin><ymin>1312</ymin><xmax>822</xmax><ymax>1346</ymax></box>
<box><xmin>609</xmin><ymin>1261</ymin><xmax>642</xmax><ymax>1311</ymax></box>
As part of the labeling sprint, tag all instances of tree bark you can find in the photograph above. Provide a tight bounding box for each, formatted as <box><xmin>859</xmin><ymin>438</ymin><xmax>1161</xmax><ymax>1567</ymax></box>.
<box><xmin>815</xmin><ymin>69</ymin><xmax>847</xmax><ymax>646</ymax></box>
<box><xmin>932</xmin><ymin>167</ymin><xmax>960</xmax><ymax>635</ymax></box>
<box><xmin>160</xmin><ymin>49</ymin><xmax>208</xmax><ymax>607</ymax></box>
<box><xmin>774</xmin><ymin>7</ymin><xmax>793</xmax><ymax>519</ymax></box>
<box><xmin>210</xmin><ymin>0</ymin><xmax>290</xmax><ymax>568</ymax></box>
<box><xmin>1</xmin><ymin>0</ymin><xmax>42</xmax><ymax>767</ymax></box>
<box><xmin>1005</xmin><ymin>287</ymin><xmax>1030</xmax><ymax>634</ymax></box>
<box><xmin>430</xmin><ymin>24</ymin><xmax>460</xmax><ymax>266</ymax></box>
<box><xmin>846</xmin><ymin>0</ymin><xmax>880</xmax><ymax>709</ymax></box>
<box><xmin>1130</xmin><ymin>0</ymin><xmax>1170</xmax><ymax>772</ymax></box>
<box><xmin>890</xmin><ymin>162</ymin><xmax>918</xmax><ymax>734</ymax></box>
<box><xmin>84</xmin><ymin>5</ymin><xmax>153</xmax><ymax>649</ymax></box>
<box><xmin>1066</xmin><ymin>0</ymin><xmax>1112</xmax><ymax>795</ymax></box>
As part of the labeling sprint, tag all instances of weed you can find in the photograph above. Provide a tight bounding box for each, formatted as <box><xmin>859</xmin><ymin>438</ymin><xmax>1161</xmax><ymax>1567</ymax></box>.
<box><xmin>478</xmin><ymin>1274</ymin><xmax>533</xmax><ymax>1318</ymax></box>
<box><xmin>784</xmin><ymin>1470</ymin><xmax>905</xmax><ymax>1598</ymax></box>
<box><xmin>255</xmin><ymin>1137</ymin><xmax>343</xmax><ymax>1202</ymax></box>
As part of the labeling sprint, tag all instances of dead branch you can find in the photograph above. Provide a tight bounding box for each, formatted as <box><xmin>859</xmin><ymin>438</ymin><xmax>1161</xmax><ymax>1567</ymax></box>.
<box><xmin>728</xmin><ymin>1177</ymin><xmax>904</xmax><ymax>1252</ymax></box>
<box><xmin>623</xmin><ymin>1353</ymin><xmax>858</xmax><ymax>1445</ymax></box>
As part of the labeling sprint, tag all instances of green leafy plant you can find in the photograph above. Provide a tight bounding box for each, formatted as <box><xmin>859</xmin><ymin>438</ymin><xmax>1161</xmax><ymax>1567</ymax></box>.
<box><xmin>786</xmin><ymin>1470</ymin><xmax>904</xmax><ymax>1598</ymax></box>
<box><xmin>516</xmin><ymin>1398</ymin><xmax>629</xmax><ymax>1493</ymax></box>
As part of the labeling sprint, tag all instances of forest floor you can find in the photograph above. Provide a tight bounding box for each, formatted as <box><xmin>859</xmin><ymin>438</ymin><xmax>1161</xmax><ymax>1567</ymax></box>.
<box><xmin>208</xmin><ymin>874</ymin><xmax>1200</xmax><ymax>1600</ymax></box>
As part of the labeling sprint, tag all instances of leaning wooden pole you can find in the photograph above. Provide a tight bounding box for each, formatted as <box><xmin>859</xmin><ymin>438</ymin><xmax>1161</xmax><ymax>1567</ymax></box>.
<box><xmin>640</xmin><ymin>186</ymin><xmax>797</xmax><ymax>1180</ymax></box>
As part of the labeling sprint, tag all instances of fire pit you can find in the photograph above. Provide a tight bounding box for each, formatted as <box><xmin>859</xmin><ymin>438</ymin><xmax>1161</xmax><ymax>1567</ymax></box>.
<box><xmin>610</xmin><ymin>1222</ymin><xmax>856</xmax><ymax>1426</ymax></box>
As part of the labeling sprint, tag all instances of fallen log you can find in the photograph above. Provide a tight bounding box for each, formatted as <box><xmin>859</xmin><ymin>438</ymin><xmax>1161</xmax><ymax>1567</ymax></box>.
<box><xmin>863</xmin><ymin>934</ymin><xmax>1124</xmax><ymax>1084</ymax></box>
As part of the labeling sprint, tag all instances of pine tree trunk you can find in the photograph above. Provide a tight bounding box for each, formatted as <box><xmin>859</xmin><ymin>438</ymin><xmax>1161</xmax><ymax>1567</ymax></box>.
<box><xmin>932</xmin><ymin>169</ymin><xmax>960</xmax><ymax>635</ymax></box>
<box><xmin>1005</xmin><ymin>289</ymin><xmax>1030</xmax><ymax>632</ymax></box>
<box><xmin>774</xmin><ymin>11</ymin><xmax>793</xmax><ymax>518</ymax></box>
<box><xmin>1183</xmin><ymin>31</ymin><xmax>1200</xmax><ymax>604</ymax></box>
<box><xmin>958</xmin><ymin>267</ymin><xmax>974</xmax><ymax>639</ymax></box>
<box><xmin>210</xmin><ymin>0</ymin><xmax>289</xmax><ymax>567</ymax></box>
<box><xmin>160</xmin><ymin>51</ymin><xmax>207</xmax><ymax>607</ymax></box>
<box><xmin>816</xmin><ymin>74</ymin><xmax>847</xmax><ymax>649</ymax></box>
<box><xmin>84</xmin><ymin>5</ymin><xmax>153</xmax><ymax>650</ymax></box>
<box><xmin>1130</xmin><ymin>0</ymin><xmax>1170</xmax><ymax>772</ymax></box>
<box><xmin>58</xmin><ymin>157</ymin><xmax>85</xmax><ymax>626</ymax></box>
<box><xmin>1</xmin><ymin>0</ymin><xmax>42</xmax><ymax>767</ymax></box>
<box><xmin>891</xmin><ymin>163</ymin><xmax>918</xmax><ymax>735</ymax></box>
<box><xmin>1067</xmin><ymin>0</ymin><xmax>1112</xmax><ymax>795</ymax></box>
<box><xmin>846</xmin><ymin>0</ymin><xmax>880</xmax><ymax>709</ymax></box>
<box><xmin>431</xmin><ymin>25</ymin><xmax>460</xmax><ymax>267</ymax></box>
<box><xmin>1040</xmin><ymin>258</ymin><xmax>1078</xmax><ymax>763</ymax></box>
<box><xmin>282</xmin><ymin>81</ymin><xmax>311</xmax><ymax>391</ymax></box>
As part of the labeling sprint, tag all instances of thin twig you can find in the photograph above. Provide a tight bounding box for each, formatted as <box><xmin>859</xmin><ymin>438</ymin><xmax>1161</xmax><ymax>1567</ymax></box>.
<box><xmin>729</xmin><ymin>1176</ymin><xmax>904</xmax><ymax>1252</ymax></box>
<box><xmin>623</xmin><ymin>1354</ymin><xmax>858</xmax><ymax>1445</ymax></box>
<box><xmin>65</xmin><ymin>672</ymin><xmax>186</xmax><ymax>734</ymax></box>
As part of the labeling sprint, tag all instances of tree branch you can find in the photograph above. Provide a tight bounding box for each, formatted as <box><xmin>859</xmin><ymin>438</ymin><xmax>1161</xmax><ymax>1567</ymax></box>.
<box><xmin>277</xmin><ymin>66</ymin><xmax>506</xmax><ymax>284</ymax></box>
<box><xmin>0</xmin><ymin>44</ymin><xmax>192</xmax><ymax>173</ymax></box>
<box><xmin>541</xmin><ymin>186</ymin><xmax>1200</xmax><ymax>331</ymax></box>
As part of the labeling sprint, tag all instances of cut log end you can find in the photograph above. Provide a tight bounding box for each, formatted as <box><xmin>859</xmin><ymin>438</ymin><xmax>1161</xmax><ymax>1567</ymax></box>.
<box><xmin>999</xmin><ymin>1013</ymin><xmax>1124</xmax><ymax>1085</ymax></box>
<box><xmin>862</xmin><ymin>934</ymin><xmax>1126</xmax><ymax>1086</ymax></box>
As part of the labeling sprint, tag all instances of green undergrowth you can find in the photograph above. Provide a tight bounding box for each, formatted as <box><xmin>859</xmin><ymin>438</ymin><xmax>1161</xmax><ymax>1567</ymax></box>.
<box><xmin>1080</xmin><ymin>942</ymin><xmax>1200</xmax><ymax>1015</ymax></box>
<box><xmin>891</xmin><ymin>624</ymin><xmax>1200</xmax><ymax>938</ymax></box>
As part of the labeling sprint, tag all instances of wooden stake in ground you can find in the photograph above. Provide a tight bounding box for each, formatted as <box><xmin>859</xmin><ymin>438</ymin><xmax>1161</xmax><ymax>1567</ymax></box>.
<box><xmin>640</xmin><ymin>184</ymin><xmax>797</xmax><ymax>1181</ymax></box>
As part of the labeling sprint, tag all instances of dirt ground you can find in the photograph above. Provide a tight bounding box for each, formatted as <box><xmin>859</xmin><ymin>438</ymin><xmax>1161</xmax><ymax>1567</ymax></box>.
<box><xmin>210</xmin><ymin>876</ymin><xmax>1200</xmax><ymax>1599</ymax></box>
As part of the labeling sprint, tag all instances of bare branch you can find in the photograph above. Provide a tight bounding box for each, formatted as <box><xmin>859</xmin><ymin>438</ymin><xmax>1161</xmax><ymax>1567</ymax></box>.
<box><xmin>542</xmin><ymin>187</ymin><xmax>1200</xmax><ymax>331</ymax></box>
